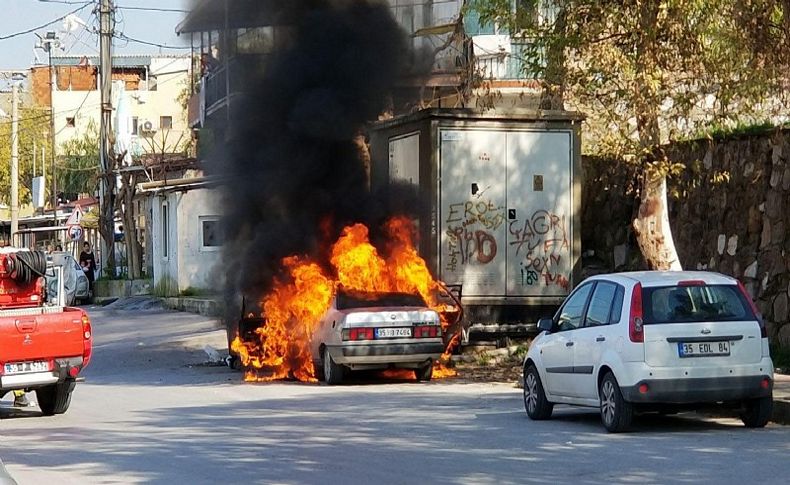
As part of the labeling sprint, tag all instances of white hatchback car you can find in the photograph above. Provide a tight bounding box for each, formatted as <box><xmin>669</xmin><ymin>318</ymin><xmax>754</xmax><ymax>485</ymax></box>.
<box><xmin>523</xmin><ymin>271</ymin><xmax>774</xmax><ymax>432</ymax></box>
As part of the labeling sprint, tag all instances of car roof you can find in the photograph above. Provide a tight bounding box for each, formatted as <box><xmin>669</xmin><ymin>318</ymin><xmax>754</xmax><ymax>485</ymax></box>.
<box><xmin>586</xmin><ymin>270</ymin><xmax>737</xmax><ymax>288</ymax></box>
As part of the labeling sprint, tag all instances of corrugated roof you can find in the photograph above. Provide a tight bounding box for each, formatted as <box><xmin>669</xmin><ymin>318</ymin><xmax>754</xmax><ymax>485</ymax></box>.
<box><xmin>51</xmin><ymin>55</ymin><xmax>151</xmax><ymax>68</ymax></box>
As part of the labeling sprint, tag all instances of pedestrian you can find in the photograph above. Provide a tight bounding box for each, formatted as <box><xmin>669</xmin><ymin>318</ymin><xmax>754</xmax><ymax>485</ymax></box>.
<box><xmin>55</xmin><ymin>244</ymin><xmax>63</xmax><ymax>251</ymax></box>
<box><xmin>79</xmin><ymin>241</ymin><xmax>97</xmax><ymax>292</ymax></box>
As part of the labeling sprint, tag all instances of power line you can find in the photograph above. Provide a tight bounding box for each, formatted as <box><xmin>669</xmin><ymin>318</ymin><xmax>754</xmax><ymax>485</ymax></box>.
<box><xmin>0</xmin><ymin>2</ymin><xmax>94</xmax><ymax>41</ymax></box>
<box><xmin>117</xmin><ymin>5</ymin><xmax>188</xmax><ymax>13</ymax></box>
<box><xmin>114</xmin><ymin>32</ymin><xmax>191</xmax><ymax>49</ymax></box>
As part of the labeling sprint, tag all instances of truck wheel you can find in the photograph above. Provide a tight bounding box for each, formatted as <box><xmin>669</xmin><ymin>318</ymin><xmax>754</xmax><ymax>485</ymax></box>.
<box><xmin>415</xmin><ymin>362</ymin><xmax>433</xmax><ymax>382</ymax></box>
<box><xmin>37</xmin><ymin>381</ymin><xmax>74</xmax><ymax>416</ymax></box>
<box><xmin>323</xmin><ymin>347</ymin><xmax>344</xmax><ymax>385</ymax></box>
<box><xmin>740</xmin><ymin>396</ymin><xmax>772</xmax><ymax>428</ymax></box>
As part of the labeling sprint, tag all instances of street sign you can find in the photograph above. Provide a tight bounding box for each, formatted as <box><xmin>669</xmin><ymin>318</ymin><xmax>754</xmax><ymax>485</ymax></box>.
<box><xmin>66</xmin><ymin>205</ymin><xmax>84</xmax><ymax>226</ymax></box>
<box><xmin>67</xmin><ymin>224</ymin><xmax>83</xmax><ymax>241</ymax></box>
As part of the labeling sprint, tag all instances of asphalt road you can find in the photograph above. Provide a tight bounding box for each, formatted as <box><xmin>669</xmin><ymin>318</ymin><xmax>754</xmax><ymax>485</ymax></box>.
<box><xmin>2</xmin><ymin>303</ymin><xmax>790</xmax><ymax>484</ymax></box>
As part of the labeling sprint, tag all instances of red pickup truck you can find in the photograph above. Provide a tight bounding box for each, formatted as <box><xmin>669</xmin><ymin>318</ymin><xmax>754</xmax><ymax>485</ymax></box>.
<box><xmin>0</xmin><ymin>249</ymin><xmax>92</xmax><ymax>415</ymax></box>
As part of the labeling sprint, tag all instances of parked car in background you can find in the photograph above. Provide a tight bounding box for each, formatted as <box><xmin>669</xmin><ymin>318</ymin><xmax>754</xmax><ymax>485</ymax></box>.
<box><xmin>523</xmin><ymin>271</ymin><xmax>774</xmax><ymax>432</ymax></box>
<box><xmin>46</xmin><ymin>252</ymin><xmax>91</xmax><ymax>306</ymax></box>
<box><xmin>312</xmin><ymin>290</ymin><xmax>444</xmax><ymax>385</ymax></box>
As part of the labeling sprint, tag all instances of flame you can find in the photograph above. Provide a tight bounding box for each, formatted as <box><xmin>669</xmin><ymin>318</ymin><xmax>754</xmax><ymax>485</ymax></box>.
<box><xmin>232</xmin><ymin>216</ymin><xmax>459</xmax><ymax>382</ymax></box>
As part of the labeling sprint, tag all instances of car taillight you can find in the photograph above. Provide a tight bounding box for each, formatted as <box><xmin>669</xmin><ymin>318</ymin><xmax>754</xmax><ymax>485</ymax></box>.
<box><xmin>736</xmin><ymin>280</ymin><xmax>766</xmax><ymax>338</ymax></box>
<box><xmin>344</xmin><ymin>327</ymin><xmax>374</xmax><ymax>341</ymax></box>
<box><xmin>415</xmin><ymin>325</ymin><xmax>441</xmax><ymax>338</ymax></box>
<box><xmin>82</xmin><ymin>313</ymin><xmax>92</xmax><ymax>368</ymax></box>
<box><xmin>629</xmin><ymin>283</ymin><xmax>644</xmax><ymax>343</ymax></box>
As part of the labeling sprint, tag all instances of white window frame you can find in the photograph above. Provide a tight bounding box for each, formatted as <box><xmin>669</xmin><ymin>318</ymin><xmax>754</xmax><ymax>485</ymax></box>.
<box><xmin>199</xmin><ymin>216</ymin><xmax>221</xmax><ymax>251</ymax></box>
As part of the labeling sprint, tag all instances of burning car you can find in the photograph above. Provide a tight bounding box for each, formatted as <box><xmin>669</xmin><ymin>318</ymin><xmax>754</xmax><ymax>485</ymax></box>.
<box><xmin>312</xmin><ymin>289</ymin><xmax>444</xmax><ymax>385</ymax></box>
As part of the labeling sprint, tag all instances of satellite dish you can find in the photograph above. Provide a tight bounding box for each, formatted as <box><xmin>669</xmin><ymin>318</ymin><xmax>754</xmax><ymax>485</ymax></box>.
<box><xmin>142</xmin><ymin>120</ymin><xmax>154</xmax><ymax>132</ymax></box>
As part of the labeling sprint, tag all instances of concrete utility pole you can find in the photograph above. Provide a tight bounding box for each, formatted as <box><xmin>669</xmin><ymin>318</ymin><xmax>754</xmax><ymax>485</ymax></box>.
<box><xmin>99</xmin><ymin>0</ymin><xmax>115</xmax><ymax>276</ymax></box>
<box><xmin>10</xmin><ymin>81</ymin><xmax>19</xmax><ymax>240</ymax></box>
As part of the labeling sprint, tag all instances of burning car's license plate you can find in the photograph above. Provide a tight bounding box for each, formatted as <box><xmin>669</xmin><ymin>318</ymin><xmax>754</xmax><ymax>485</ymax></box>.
<box><xmin>4</xmin><ymin>360</ymin><xmax>49</xmax><ymax>375</ymax></box>
<box><xmin>678</xmin><ymin>341</ymin><xmax>730</xmax><ymax>358</ymax></box>
<box><xmin>376</xmin><ymin>327</ymin><xmax>412</xmax><ymax>338</ymax></box>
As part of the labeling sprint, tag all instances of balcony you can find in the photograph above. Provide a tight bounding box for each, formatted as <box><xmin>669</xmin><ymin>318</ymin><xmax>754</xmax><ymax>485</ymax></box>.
<box><xmin>196</xmin><ymin>54</ymin><xmax>270</xmax><ymax>125</ymax></box>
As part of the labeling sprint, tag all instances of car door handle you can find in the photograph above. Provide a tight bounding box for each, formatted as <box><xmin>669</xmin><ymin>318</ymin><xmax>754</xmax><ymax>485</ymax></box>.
<box><xmin>565</xmin><ymin>341</ymin><xmax>574</xmax><ymax>347</ymax></box>
<box><xmin>596</xmin><ymin>336</ymin><xmax>606</xmax><ymax>342</ymax></box>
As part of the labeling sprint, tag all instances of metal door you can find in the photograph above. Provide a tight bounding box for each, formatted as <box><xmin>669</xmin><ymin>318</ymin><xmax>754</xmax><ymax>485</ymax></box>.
<box><xmin>505</xmin><ymin>131</ymin><xmax>572</xmax><ymax>297</ymax></box>
<box><xmin>439</xmin><ymin>129</ymin><xmax>507</xmax><ymax>296</ymax></box>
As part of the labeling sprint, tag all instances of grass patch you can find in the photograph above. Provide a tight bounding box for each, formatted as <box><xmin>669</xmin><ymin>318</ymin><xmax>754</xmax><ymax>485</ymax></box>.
<box><xmin>180</xmin><ymin>286</ymin><xmax>211</xmax><ymax>297</ymax></box>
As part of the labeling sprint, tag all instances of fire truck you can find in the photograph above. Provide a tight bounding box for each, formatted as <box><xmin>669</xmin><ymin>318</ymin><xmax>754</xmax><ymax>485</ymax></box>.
<box><xmin>0</xmin><ymin>248</ymin><xmax>93</xmax><ymax>415</ymax></box>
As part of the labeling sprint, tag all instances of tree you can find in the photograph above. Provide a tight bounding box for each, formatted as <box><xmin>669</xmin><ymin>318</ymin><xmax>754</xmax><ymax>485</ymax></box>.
<box><xmin>58</xmin><ymin>119</ymin><xmax>100</xmax><ymax>198</ymax></box>
<box><xmin>0</xmin><ymin>106</ymin><xmax>53</xmax><ymax>207</ymax></box>
<box><xmin>469</xmin><ymin>0</ymin><xmax>790</xmax><ymax>269</ymax></box>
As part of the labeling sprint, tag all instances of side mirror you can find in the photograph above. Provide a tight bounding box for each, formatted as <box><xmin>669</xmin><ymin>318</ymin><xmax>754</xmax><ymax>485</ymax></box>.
<box><xmin>537</xmin><ymin>317</ymin><xmax>553</xmax><ymax>333</ymax></box>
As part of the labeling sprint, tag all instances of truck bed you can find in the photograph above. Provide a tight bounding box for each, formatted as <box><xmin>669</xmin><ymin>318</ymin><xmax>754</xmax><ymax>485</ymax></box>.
<box><xmin>0</xmin><ymin>306</ymin><xmax>86</xmax><ymax>364</ymax></box>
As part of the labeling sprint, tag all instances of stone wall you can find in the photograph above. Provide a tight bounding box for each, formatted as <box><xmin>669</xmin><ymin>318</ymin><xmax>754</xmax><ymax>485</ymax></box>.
<box><xmin>582</xmin><ymin>128</ymin><xmax>790</xmax><ymax>344</ymax></box>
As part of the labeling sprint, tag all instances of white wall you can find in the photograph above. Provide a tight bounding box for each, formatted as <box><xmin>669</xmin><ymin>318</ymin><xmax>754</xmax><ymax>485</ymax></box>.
<box><xmin>151</xmin><ymin>186</ymin><xmax>222</xmax><ymax>293</ymax></box>
<box><xmin>176</xmin><ymin>188</ymin><xmax>222</xmax><ymax>290</ymax></box>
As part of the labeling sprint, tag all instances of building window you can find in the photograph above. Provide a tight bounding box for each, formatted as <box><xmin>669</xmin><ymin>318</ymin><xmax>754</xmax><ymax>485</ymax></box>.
<box><xmin>160</xmin><ymin>116</ymin><xmax>173</xmax><ymax>130</ymax></box>
<box><xmin>200</xmin><ymin>216</ymin><xmax>222</xmax><ymax>250</ymax></box>
<box><xmin>66</xmin><ymin>117</ymin><xmax>75</xmax><ymax>127</ymax></box>
<box><xmin>132</xmin><ymin>116</ymin><xmax>139</xmax><ymax>135</ymax></box>
<box><xmin>161</xmin><ymin>203</ymin><xmax>169</xmax><ymax>259</ymax></box>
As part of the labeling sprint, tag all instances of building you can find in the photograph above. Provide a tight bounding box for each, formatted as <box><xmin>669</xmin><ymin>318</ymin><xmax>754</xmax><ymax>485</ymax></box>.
<box><xmin>30</xmin><ymin>55</ymin><xmax>192</xmax><ymax>161</ymax></box>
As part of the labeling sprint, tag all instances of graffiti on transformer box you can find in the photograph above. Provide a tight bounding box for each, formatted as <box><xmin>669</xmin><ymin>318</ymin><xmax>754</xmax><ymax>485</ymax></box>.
<box><xmin>509</xmin><ymin>210</ymin><xmax>570</xmax><ymax>290</ymax></box>
<box><xmin>444</xmin><ymin>200</ymin><xmax>505</xmax><ymax>272</ymax></box>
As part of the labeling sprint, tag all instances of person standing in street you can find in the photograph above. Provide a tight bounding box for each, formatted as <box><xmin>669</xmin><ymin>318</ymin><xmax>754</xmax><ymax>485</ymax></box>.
<box><xmin>79</xmin><ymin>241</ymin><xmax>97</xmax><ymax>293</ymax></box>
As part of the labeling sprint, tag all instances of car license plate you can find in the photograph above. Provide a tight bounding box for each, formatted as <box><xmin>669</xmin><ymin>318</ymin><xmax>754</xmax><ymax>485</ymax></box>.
<box><xmin>678</xmin><ymin>341</ymin><xmax>730</xmax><ymax>358</ymax></box>
<box><xmin>3</xmin><ymin>360</ymin><xmax>49</xmax><ymax>375</ymax></box>
<box><xmin>376</xmin><ymin>327</ymin><xmax>412</xmax><ymax>339</ymax></box>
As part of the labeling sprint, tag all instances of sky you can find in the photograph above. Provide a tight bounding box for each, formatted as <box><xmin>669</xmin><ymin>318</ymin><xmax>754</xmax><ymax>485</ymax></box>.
<box><xmin>0</xmin><ymin>0</ymin><xmax>191</xmax><ymax>71</ymax></box>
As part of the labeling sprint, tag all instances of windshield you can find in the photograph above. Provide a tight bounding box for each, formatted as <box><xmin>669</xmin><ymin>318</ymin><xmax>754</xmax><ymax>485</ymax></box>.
<box><xmin>336</xmin><ymin>290</ymin><xmax>427</xmax><ymax>310</ymax></box>
<box><xmin>642</xmin><ymin>284</ymin><xmax>755</xmax><ymax>324</ymax></box>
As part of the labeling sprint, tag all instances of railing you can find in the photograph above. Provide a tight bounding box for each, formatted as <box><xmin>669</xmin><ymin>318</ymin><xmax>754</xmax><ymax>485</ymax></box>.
<box><xmin>201</xmin><ymin>54</ymin><xmax>270</xmax><ymax>119</ymax></box>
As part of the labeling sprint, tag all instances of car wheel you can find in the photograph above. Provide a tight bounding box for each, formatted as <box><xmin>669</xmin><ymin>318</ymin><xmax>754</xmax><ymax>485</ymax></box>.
<box><xmin>599</xmin><ymin>372</ymin><xmax>633</xmax><ymax>432</ymax></box>
<box><xmin>415</xmin><ymin>362</ymin><xmax>433</xmax><ymax>382</ymax></box>
<box><xmin>523</xmin><ymin>365</ymin><xmax>553</xmax><ymax>420</ymax></box>
<box><xmin>37</xmin><ymin>381</ymin><xmax>74</xmax><ymax>416</ymax></box>
<box><xmin>323</xmin><ymin>347</ymin><xmax>344</xmax><ymax>385</ymax></box>
<box><xmin>740</xmin><ymin>395</ymin><xmax>772</xmax><ymax>428</ymax></box>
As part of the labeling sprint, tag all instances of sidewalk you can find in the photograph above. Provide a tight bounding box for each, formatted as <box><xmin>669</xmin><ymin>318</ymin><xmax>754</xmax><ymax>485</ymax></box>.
<box><xmin>772</xmin><ymin>373</ymin><xmax>790</xmax><ymax>424</ymax></box>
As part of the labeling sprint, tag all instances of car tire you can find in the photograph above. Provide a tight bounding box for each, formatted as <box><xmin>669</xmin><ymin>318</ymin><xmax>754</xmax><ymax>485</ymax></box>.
<box><xmin>523</xmin><ymin>364</ymin><xmax>553</xmax><ymax>420</ymax></box>
<box><xmin>415</xmin><ymin>362</ymin><xmax>433</xmax><ymax>382</ymax></box>
<box><xmin>740</xmin><ymin>395</ymin><xmax>772</xmax><ymax>428</ymax></box>
<box><xmin>323</xmin><ymin>347</ymin><xmax>344</xmax><ymax>385</ymax></box>
<box><xmin>37</xmin><ymin>381</ymin><xmax>74</xmax><ymax>416</ymax></box>
<box><xmin>599</xmin><ymin>372</ymin><xmax>633</xmax><ymax>432</ymax></box>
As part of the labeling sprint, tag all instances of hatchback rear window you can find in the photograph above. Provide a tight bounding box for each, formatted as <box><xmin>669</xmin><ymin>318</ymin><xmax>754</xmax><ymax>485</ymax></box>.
<box><xmin>642</xmin><ymin>284</ymin><xmax>755</xmax><ymax>324</ymax></box>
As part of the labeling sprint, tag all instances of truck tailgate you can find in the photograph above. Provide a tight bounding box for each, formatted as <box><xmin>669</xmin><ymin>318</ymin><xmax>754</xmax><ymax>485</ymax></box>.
<box><xmin>0</xmin><ymin>307</ymin><xmax>85</xmax><ymax>362</ymax></box>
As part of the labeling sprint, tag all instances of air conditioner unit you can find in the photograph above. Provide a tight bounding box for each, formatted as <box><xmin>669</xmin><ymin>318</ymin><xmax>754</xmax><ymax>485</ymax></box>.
<box><xmin>140</xmin><ymin>119</ymin><xmax>157</xmax><ymax>135</ymax></box>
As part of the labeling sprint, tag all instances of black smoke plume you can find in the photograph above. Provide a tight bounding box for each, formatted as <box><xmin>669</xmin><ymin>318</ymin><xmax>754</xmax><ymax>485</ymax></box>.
<box><xmin>205</xmin><ymin>1</ymin><xmax>423</xmax><ymax>320</ymax></box>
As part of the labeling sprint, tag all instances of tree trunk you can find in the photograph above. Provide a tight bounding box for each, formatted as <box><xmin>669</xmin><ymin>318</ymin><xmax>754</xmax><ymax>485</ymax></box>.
<box><xmin>631</xmin><ymin>2</ymin><xmax>682</xmax><ymax>272</ymax></box>
<box><xmin>118</xmin><ymin>171</ymin><xmax>143</xmax><ymax>279</ymax></box>
<box><xmin>632</xmin><ymin>173</ymin><xmax>682</xmax><ymax>271</ymax></box>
